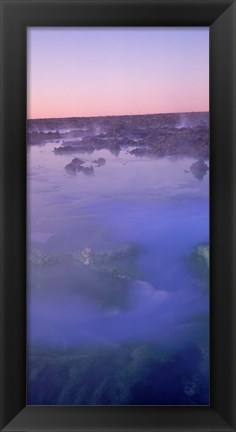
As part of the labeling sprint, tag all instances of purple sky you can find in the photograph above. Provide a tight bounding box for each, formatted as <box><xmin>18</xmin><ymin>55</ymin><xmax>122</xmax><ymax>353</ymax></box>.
<box><xmin>27</xmin><ymin>27</ymin><xmax>209</xmax><ymax>119</ymax></box>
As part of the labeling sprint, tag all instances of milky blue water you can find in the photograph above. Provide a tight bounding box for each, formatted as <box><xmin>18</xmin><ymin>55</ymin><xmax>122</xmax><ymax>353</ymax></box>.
<box><xmin>27</xmin><ymin>142</ymin><xmax>209</xmax><ymax>405</ymax></box>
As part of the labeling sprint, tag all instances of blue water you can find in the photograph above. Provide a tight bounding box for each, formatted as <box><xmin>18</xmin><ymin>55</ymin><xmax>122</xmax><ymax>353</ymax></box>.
<box><xmin>27</xmin><ymin>142</ymin><xmax>209</xmax><ymax>405</ymax></box>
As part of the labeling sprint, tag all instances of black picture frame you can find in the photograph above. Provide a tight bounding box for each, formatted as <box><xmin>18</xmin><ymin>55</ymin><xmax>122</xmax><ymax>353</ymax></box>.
<box><xmin>0</xmin><ymin>0</ymin><xmax>236</xmax><ymax>431</ymax></box>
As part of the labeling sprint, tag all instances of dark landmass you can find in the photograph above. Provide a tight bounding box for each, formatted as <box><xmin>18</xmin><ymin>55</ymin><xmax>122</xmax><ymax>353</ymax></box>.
<box><xmin>27</xmin><ymin>112</ymin><xmax>209</xmax><ymax>159</ymax></box>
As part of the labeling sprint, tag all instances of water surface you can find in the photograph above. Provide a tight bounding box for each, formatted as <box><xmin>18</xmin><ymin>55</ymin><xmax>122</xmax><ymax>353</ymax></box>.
<box><xmin>27</xmin><ymin>142</ymin><xmax>209</xmax><ymax>405</ymax></box>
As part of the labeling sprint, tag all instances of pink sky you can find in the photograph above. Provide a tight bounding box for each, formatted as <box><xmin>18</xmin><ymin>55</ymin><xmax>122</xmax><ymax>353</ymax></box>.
<box><xmin>27</xmin><ymin>28</ymin><xmax>209</xmax><ymax>119</ymax></box>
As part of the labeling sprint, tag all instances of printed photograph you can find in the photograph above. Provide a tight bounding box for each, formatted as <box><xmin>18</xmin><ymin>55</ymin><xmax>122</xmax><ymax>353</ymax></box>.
<box><xmin>27</xmin><ymin>28</ymin><xmax>209</xmax><ymax>405</ymax></box>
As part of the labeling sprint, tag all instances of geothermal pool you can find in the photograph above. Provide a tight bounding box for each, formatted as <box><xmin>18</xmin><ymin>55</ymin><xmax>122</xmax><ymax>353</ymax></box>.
<box><xmin>27</xmin><ymin>142</ymin><xmax>209</xmax><ymax>405</ymax></box>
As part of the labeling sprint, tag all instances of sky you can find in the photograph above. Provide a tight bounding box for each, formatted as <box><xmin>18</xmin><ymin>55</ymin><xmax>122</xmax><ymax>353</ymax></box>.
<box><xmin>27</xmin><ymin>27</ymin><xmax>209</xmax><ymax>119</ymax></box>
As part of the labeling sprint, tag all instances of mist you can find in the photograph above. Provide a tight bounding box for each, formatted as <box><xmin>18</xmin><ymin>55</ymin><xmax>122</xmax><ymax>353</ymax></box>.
<box><xmin>27</xmin><ymin>118</ymin><xmax>209</xmax><ymax>405</ymax></box>
<box><xmin>28</xmin><ymin>268</ymin><xmax>208</xmax><ymax>352</ymax></box>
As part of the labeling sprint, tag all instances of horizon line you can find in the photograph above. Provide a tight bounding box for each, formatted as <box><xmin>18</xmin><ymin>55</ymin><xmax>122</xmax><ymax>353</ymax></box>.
<box><xmin>27</xmin><ymin>110</ymin><xmax>209</xmax><ymax>121</ymax></box>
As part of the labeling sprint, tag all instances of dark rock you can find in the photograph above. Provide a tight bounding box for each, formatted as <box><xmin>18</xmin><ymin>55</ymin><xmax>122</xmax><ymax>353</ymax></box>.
<box><xmin>65</xmin><ymin>163</ymin><xmax>76</xmax><ymax>173</ymax></box>
<box><xmin>190</xmin><ymin>159</ymin><xmax>209</xmax><ymax>180</ymax></box>
<box><xmin>92</xmin><ymin>157</ymin><xmax>106</xmax><ymax>166</ymax></box>
<box><xmin>71</xmin><ymin>157</ymin><xmax>85</xmax><ymax>167</ymax></box>
<box><xmin>63</xmin><ymin>140</ymin><xmax>83</xmax><ymax>146</ymax></box>
<box><xmin>129</xmin><ymin>148</ymin><xmax>146</xmax><ymax>156</ymax></box>
<box><xmin>189</xmin><ymin>243</ymin><xmax>209</xmax><ymax>284</ymax></box>
<box><xmin>65</xmin><ymin>157</ymin><xmax>85</xmax><ymax>173</ymax></box>
<box><xmin>82</xmin><ymin>166</ymin><xmax>94</xmax><ymax>175</ymax></box>
<box><xmin>54</xmin><ymin>145</ymin><xmax>75</xmax><ymax>154</ymax></box>
<box><xmin>195</xmin><ymin>244</ymin><xmax>209</xmax><ymax>268</ymax></box>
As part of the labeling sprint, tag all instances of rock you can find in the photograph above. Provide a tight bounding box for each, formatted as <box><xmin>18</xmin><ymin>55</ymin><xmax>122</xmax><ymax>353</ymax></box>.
<box><xmin>65</xmin><ymin>162</ymin><xmax>76</xmax><ymax>173</ymax></box>
<box><xmin>29</xmin><ymin>244</ymin><xmax>140</xmax><ymax>310</ymax></box>
<box><xmin>92</xmin><ymin>158</ymin><xmax>106</xmax><ymax>166</ymax></box>
<box><xmin>190</xmin><ymin>159</ymin><xmax>209</xmax><ymax>180</ymax></box>
<box><xmin>129</xmin><ymin>147</ymin><xmax>146</xmax><ymax>156</ymax></box>
<box><xmin>94</xmin><ymin>243</ymin><xmax>139</xmax><ymax>264</ymax></box>
<box><xmin>195</xmin><ymin>244</ymin><xmax>209</xmax><ymax>268</ymax></box>
<box><xmin>189</xmin><ymin>243</ymin><xmax>209</xmax><ymax>283</ymax></box>
<box><xmin>71</xmin><ymin>157</ymin><xmax>85</xmax><ymax>167</ymax></box>
<box><xmin>65</xmin><ymin>158</ymin><xmax>95</xmax><ymax>174</ymax></box>
<box><xmin>64</xmin><ymin>164</ymin><xmax>94</xmax><ymax>175</ymax></box>
<box><xmin>30</xmin><ymin>242</ymin><xmax>139</xmax><ymax>265</ymax></box>
<box><xmin>54</xmin><ymin>145</ymin><xmax>75</xmax><ymax>154</ymax></box>
<box><xmin>29</xmin><ymin>249</ymin><xmax>65</xmax><ymax>265</ymax></box>
<box><xmin>82</xmin><ymin>166</ymin><xmax>94</xmax><ymax>175</ymax></box>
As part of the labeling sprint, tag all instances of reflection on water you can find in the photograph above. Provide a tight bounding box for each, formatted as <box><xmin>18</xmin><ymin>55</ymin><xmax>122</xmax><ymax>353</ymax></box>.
<box><xmin>27</xmin><ymin>142</ymin><xmax>209</xmax><ymax>405</ymax></box>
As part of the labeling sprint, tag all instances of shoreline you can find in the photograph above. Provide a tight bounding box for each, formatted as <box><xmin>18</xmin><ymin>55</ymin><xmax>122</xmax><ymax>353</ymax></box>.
<box><xmin>27</xmin><ymin>112</ymin><xmax>209</xmax><ymax>159</ymax></box>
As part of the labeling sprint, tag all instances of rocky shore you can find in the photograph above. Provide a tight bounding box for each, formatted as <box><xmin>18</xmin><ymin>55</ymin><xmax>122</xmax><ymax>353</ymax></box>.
<box><xmin>27</xmin><ymin>112</ymin><xmax>209</xmax><ymax>159</ymax></box>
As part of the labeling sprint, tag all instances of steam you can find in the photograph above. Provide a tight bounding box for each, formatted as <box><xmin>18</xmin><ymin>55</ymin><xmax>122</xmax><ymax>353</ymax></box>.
<box><xmin>175</xmin><ymin>115</ymin><xmax>193</xmax><ymax>129</ymax></box>
<box><xmin>28</xmin><ymin>276</ymin><xmax>208</xmax><ymax>351</ymax></box>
